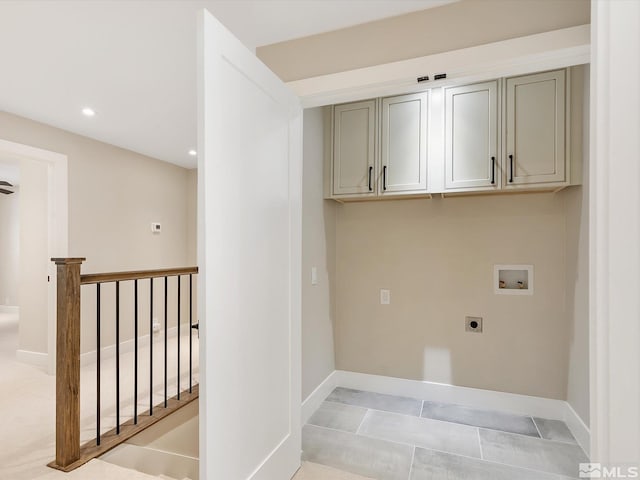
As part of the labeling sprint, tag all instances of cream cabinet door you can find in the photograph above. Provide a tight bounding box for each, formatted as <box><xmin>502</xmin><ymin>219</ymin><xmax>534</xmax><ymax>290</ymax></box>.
<box><xmin>332</xmin><ymin>100</ymin><xmax>376</xmax><ymax>196</ymax></box>
<box><xmin>505</xmin><ymin>70</ymin><xmax>566</xmax><ymax>186</ymax></box>
<box><xmin>380</xmin><ymin>92</ymin><xmax>428</xmax><ymax>195</ymax></box>
<box><xmin>444</xmin><ymin>81</ymin><xmax>499</xmax><ymax>190</ymax></box>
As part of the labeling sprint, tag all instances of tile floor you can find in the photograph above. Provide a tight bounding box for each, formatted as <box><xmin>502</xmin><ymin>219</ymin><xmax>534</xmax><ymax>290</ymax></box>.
<box><xmin>302</xmin><ymin>387</ymin><xmax>589</xmax><ymax>480</ymax></box>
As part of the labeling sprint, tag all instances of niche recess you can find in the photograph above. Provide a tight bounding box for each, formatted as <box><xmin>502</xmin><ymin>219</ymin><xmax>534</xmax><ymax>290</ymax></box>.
<box><xmin>494</xmin><ymin>265</ymin><xmax>534</xmax><ymax>295</ymax></box>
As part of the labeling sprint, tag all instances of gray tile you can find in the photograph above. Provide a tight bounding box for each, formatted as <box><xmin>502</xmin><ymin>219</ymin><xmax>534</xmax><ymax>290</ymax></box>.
<box><xmin>326</xmin><ymin>387</ymin><xmax>422</xmax><ymax>416</ymax></box>
<box><xmin>302</xmin><ymin>424</ymin><xmax>412</xmax><ymax>480</ymax></box>
<box><xmin>307</xmin><ymin>401</ymin><xmax>367</xmax><ymax>433</ymax></box>
<box><xmin>534</xmin><ymin>417</ymin><xmax>578</xmax><ymax>444</ymax></box>
<box><xmin>479</xmin><ymin>428</ymin><xmax>588</xmax><ymax>478</ymax></box>
<box><xmin>358</xmin><ymin>409</ymin><xmax>481</xmax><ymax>458</ymax></box>
<box><xmin>421</xmin><ymin>401</ymin><xmax>540</xmax><ymax>437</ymax></box>
<box><xmin>410</xmin><ymin>447</ymin><xmax>576</xmax><ymax>480</ymax></box>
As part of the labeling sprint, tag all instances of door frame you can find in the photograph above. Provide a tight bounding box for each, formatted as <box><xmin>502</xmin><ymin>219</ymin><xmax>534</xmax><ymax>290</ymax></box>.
<box><xmin>0</xmin><ymin>138</ymin><xmax>68</xmax><ymax>374</ymax></box>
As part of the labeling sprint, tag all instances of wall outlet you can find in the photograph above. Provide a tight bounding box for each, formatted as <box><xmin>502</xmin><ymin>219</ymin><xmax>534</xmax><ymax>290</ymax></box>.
<box><xmin>152</xmin><ymin>321</ymin><xmax>161</xmax><ymax>333</ymax></box>
<box><xmin>465</xmin><ymin>316</ymin><xmax>483</xmax><ymax>333</ymax></box>
<box><xmin>151</xmin><ymin>222</ymin><xmax>162</xmax><ymax>234</ymax></box>
<box><xmin>380</xmin><ymin>289</ymin><xmax>391</xmax><ymax>305</ymax></box>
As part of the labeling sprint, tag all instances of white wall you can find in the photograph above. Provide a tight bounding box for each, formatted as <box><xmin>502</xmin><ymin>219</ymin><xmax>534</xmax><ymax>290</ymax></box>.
<box><xmin>0</xmin><ymin>185</ymin><xmax>19</xmax><ymax>306</ymax></box>
<box><xmin>0</xmin><ymin>111</ymin><xmax>194</xmax><ymax>355</ymax></box>
<box><xmin>301</xmin><ymin>108</ymin><xmax>336</xmax><ymax>399</ymax></box>
<box><xmin>18</xmin><ymin>158</ymin><xmax>48</xmax><ymax>354</ymax></box>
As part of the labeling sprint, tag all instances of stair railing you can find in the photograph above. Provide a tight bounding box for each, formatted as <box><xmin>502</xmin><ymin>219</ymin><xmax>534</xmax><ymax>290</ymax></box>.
<box><xmin>49</xmin><ymin>258</ymin><xmax>199</xmax><ymax>472</ymax></box>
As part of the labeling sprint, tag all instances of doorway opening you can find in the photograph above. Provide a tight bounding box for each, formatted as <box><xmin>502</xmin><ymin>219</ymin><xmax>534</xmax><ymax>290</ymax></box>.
<box><xmin>0</xmin><ymin>139</ymin><xmax>68</xmax><ymax>374</ymax></box>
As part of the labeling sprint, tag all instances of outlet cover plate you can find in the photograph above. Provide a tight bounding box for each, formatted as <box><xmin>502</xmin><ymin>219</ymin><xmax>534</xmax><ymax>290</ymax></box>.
<box><xmin>465</xmin><ymin>316</ymin><xmax>483</xmax><ymax>333</ymax></box>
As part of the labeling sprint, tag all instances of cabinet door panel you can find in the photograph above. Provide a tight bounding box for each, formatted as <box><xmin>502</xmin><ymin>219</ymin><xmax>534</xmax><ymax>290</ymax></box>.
<box><xmin>332</xmin><ymin>100</ymin><xmax>376</xmax><ymax>196</ymax></box>
<box><xmin>505</xmin><ymin>70</ymin><xmax>566</xmax><ymax>185</ymax></box>
<box><xmin>381</xmin><ymin>92</ymin><xmax>428</xmax><ymax>194</ymax></box>
<box><xmin>445</xmin><ymin>81</ymin><xmax>499</xmax><ymax>190</ymax></box>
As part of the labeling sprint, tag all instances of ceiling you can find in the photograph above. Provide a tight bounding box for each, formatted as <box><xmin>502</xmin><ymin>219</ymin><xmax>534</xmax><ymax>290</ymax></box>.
<box><xmin>0</xmin><ymin>0</ymin><xmax>455</xmax><ymax>169</ymax></box>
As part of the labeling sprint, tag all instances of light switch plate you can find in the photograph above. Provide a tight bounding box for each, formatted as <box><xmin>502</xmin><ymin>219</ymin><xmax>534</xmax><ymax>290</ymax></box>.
<box><xmin>311</xmin><ymin>267</ymin><xmax>318</xmax><ymax>285</ymax></box>
<box><xmin>380</xmin><ymin>289</ymin><xmax>391</xmax><ymax>305</ymax></box>
<box><xmin>151</xmin><ymin>222</ymin><xmax>162</xmax><ymax>234</ymax></box>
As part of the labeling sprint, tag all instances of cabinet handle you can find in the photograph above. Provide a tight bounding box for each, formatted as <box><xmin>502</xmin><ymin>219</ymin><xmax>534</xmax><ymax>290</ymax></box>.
<box><xmin>383</xmin><ymin>165</ymin><xmax>387</xmax><ymax>191</ymax></box>
<box><xmin>509</xmin><ymin>154</ymin><xmax>514</xmax><ymax>183</ymax></box>
<box><xmin>491</xmin><ymin>156</ymin><xmax>496</xmax><ymax>184</ymax></box>
<box><xmin>368</xmin><ymin>166</ymin><xmax>373</xmax><ymax>191</ymax></box>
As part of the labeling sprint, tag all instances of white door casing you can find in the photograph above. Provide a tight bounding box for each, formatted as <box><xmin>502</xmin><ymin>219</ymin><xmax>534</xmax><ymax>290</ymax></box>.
<box><xmin>198</xmin><ymin>9</ymin><xmax>302</xmax><ymax>480</ymax></box>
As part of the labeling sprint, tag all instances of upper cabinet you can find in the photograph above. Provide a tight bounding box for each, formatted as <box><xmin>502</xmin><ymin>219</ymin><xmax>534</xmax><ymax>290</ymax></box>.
<box><xmin>325</xmin><ymin>67</ymin><xmax>582</xmax><ymax>201</ymax></box>
<box><xmin>380</xmin><ymin>92</ymin><xmax>428</xmax><ymax>195</ymax></box>
<box><xmin>330</xmin><ymin>92</ymin><xmax>429</xmax><ymax>199</ymax></box>
<box><xmin>444</xmin><ymin>80</ymin><xmax>499</xmax><ymax>191</ymax></box>
<box><xmin>332</xmin><ymin>100</ymin><xmax>377</xmax><ymax>196</ymax></box>
<box><xmin>504</xmin><ymin>70</ymin><xmax>566</xmax><ymax>187</ymax></box>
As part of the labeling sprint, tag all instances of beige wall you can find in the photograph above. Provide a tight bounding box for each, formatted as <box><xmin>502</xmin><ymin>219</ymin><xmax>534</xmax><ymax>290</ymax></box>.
<box><xmin>301</xmin><ymin>108</ymin><xmax>337</xmax><ymax>399</ymax></box>
<box><xmin>563</xmin><ymin>66</ymin><xmax>590</xmax><ymax>425</ymax></box>
<box><xmin>0</xmin><ymin>186</ymin><xmax>20</xmax><ymax>306</ymax></box>
<box><xmin>0</xmin><ymin>111</ymin><xmax>193</xmax><ymax>354</ymax></box>
<box><xmin>257</xmin><ymin>0</ymin><xmax>590</xmax><ymax>82</ymax></box>
<box><xmin>335</xmin><ymin>194</ymin><xmax>571</xmax><ymax>399</ymax></box>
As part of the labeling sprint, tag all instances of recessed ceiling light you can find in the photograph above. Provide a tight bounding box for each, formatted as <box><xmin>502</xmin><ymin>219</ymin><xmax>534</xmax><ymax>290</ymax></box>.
<box><xmin>82</xmin><ymin>107</ymin><xmax>96</xmax><ymax>117</ymax></box>
<box><xmin>188</xmin><ymin>150</ymin><xmax>197</xmax><ymax>156</ymax></box>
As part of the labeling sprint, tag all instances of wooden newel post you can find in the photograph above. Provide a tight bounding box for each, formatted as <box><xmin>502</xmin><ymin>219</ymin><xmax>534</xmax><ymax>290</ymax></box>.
<box><xmin>51</xmin><ymin>257</ymin><xmax>86</xmax><ymax>469</ymax></box>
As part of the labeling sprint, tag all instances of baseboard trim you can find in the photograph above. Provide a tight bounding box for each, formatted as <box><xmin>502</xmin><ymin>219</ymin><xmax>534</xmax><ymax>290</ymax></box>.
<box><xmin>302</xmin><ymin>370</ymin><xmax>591</xmax><ymax>457</ymax></box>
<box><xmin>301</xmin><ymin>371</ymin><xmax>339</xmax><ymax>424</ymax></box>
<box><xmin>16</xmin><ymin>349</ymin><xmax>48</xmax><ymax>369</ymax></box>
<box><xmin>80</xmin><ymin>326</ymin><xmax>180</xmax><ymax>366</ymax></box>
<box><xmin>564</xmin><ymin>401</ymin><xmax>591</xmax><ymax>457</ymax></box>
<box><xmin>0</xmin><ymin>305</ymin><xmax>19</xmax><ymax>314</ymax></box>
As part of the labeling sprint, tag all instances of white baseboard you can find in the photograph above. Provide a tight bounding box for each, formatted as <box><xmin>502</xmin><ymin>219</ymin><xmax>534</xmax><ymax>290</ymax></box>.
<box><xmin>0</xmin><ymin>305</ymin><xmax>19</xmax><ymax>314</ymax></box>
<box><xmin>16</xmin><ymin>349</ymin><xmax>48</xmax><ymax>369</ymax></box>
<box><xmin>302</xmin><ymin>369</ymin><xmax>591</xmax><ymax>457</ymax></box>
<box><xmin>302</xmin><ymin>371</ymin><xmax>339</xmax><ymax>424</ymax></box>
<box><xmin>80</xmin><ymin>326</ymin><xmax>180</xmax><ymax>366</ymax></box>
<box><xmin>564</xmin><ymin>401</ymin><xmax>591</xmax><ymax>457</ymax></box>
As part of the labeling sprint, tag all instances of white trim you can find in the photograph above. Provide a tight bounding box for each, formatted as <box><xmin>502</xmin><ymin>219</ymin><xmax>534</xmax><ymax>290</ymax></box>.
<box><xmin>564</xmin><ymin>401</ymin><xmax>591</xmax><ymax>458</ymax></box>
<box><xmin>335</xmin><ymin>370</ymin><xmax>564</xmax><ymax>419</ymax></box>
<box><xmin>80</xmin><ymin>325</ymin><xmax>180</xmax><ymax>366</ymax></box>
<box><xmin>16</xmin><ymin>349</ymin><xmax>49</xmax><ymax>370</ymax></box>
<box><xmin>0</xmin><ymin>305</ymin><xmax>19</xmax><ymax>314</ymax></box>
<box><xmin>301</xmin><ymin>371</ymin><xmax>339</xmax><ymax>424</ymax></box>
<box><xmin>289</xmin><ymin>25</ymin><xmax>590</xmax><ymax>108</ymax></box>
<box><xmin>0</xmin><ymin>138</ymin><xmax>68</xmax><ymax>376</ymax></box>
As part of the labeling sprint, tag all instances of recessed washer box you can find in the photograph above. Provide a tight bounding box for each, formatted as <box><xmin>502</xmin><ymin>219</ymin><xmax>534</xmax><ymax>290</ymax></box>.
<box><xmin>494</xmin><ymin>264</ymin><xmax>534</xmax><ymax>295</ymax></box>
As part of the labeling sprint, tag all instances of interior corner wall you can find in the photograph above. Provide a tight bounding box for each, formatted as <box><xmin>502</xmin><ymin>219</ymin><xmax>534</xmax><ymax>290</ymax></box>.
<box><xmin>301</xmin><ymin>107</ymin><xmax>336</xmax><ymax>400</ymax></box>
<box><xmin>563</xmin><ymin>64</ymin><xmax>590</xmax><ymax>426</ymax></box>
<box><xmin>0</xmin><ymin>111</ymin><xmax>192</xmax><ymax>354</ymax></box>
<box><xmin>257</xmin><ymin>0</ymin><xmax>590</xmax><ymax>82</ymax></box>
<box><xmin>0</xmin><ymin>186</ymin><xmax>20</xmax><ymax>306</ymax></box>
<box><xmin>334</xmin><ymin>194</ymin><xmax>569</xmax><ymax>400</ymax></box>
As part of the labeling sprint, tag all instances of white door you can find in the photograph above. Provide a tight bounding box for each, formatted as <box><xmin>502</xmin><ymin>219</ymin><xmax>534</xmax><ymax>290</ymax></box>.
<box><xmin>444</xmin><ymin>81</ymin><xmax>499</xmax><ymax>190</ymax></box>
<box><xmin>504</xmin><ymin>70</ymin><xmax>566</xmax><ymax>186</ymax></box>
<box><xmin>380</xmin><ymin>92</ymin><xmax>428</xmax><ymax>195</ymax></box>
<box><xmin>332</xmin><ymin>100</ymin><xmax>376</xmax><ymax>196</ymax></box>
<box><xmin>198</xmin><ymin>10</ymin><xmax>301</xmax><ymax>480</ymax></box>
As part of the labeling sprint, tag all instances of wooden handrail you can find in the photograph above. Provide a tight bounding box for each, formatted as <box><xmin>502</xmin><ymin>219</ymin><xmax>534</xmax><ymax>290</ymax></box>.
<box><xmin>80</xmin><ymin>266</ymin><xmax>198</xmax><ymax>285</ymax></box>
<box><xmin>49</xmin><ymin>258</ymin><xmax>199</xmax><ymax>472</ymax></box>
